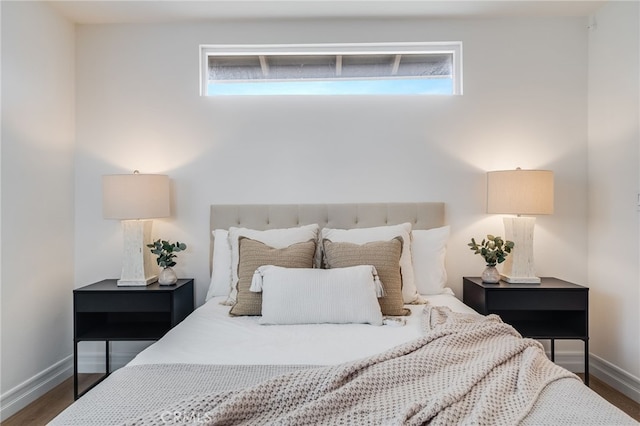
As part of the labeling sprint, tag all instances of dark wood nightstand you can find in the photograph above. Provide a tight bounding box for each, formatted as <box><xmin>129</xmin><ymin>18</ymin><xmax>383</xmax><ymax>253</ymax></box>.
<box><xmin>73</xmin><ymin>279</ymin><xmax>194</xmax><ymax>399</ymax></box>
<box><xmin>462</xmin><ymin>276</ymin><xmax>589</xmax><ymax>385</ymax></box>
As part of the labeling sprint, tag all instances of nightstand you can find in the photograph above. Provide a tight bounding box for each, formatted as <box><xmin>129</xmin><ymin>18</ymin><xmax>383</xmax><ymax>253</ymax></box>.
<box><xmin>73</xmin><ymin>278</ymin><xmax>194</xmax><ymax>399</ymax></box>
<box><xmin>462</xmin><ymin>276</ymin><xmax>589</xmax><ymax>385</ymax></box>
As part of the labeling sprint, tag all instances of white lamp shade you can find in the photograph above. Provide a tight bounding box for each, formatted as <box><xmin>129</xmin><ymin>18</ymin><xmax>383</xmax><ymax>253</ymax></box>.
<box><xmin>103</xmin><ymin>173</ymin><xmax>170</xmax><ymax>220</ymax></box>
<box><xmin>487</xmin><ymin>169</ymin><xmax>554</xmax><ymax>215</ymax></box>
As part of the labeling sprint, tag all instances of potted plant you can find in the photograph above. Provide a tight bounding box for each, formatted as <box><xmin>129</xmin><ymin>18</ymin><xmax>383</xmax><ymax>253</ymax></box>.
<box><xmin>147</xmin><ymin>239</ymin><xmax>187</xmax><ymax>285</ymax></box>
<box><xmin>468</xmin><ymin>235</ymin><xmax>514</xmax><ymax>283</ymax></box>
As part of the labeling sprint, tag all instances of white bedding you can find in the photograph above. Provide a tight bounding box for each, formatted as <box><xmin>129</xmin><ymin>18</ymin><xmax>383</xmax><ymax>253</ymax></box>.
<box><xmin>129</xmin><ymin>289</ymin><xmax>477</xmax><ymax>367</ymax></box>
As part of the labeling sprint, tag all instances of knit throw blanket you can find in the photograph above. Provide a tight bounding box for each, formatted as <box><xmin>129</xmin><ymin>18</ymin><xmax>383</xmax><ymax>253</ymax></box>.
<box><xmin>125</xmin><ymin>304</ymin><xmax>577</xmax><ymax>426</ymax></box>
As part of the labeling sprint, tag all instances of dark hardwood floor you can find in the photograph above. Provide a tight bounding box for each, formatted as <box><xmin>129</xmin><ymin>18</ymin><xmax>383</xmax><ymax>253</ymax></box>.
<box><xmin>3</xmin><ymin>374</ymin><xmax>639</xmax><ymax>424</ymax></box>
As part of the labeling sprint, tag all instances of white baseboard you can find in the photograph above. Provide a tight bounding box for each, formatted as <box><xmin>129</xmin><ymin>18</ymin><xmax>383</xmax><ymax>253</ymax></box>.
<box><xmin>551</xmin><ymin>350</ymin><xmax>640</xmax><ymax>403</ymax></box>
<box><xmin>76</xmin><ymin>341</ymin><xmax>153</xmax><ymax>373</ymax></box>
<box><xmin>553</xmin><ymin>350</ymin><xmax>588</xmax><ymax>373</ymax></box>
<box><xmin>1</xmin><ymin>349</ymin><xmax>143</xmax><ymax>421</ymax></box>
<box><xmin>77</xmin><ymin>350</ymin><xmax>139</xmax><ymax>373</ymax></box>
<box><xmin>0</xmin><ymin>355</ymin><xmax>73</xmax><ymax>422</ymax></box>
<box><xmin>590</xmin><ymin>353</ymin><xmax>640</xmax><ymax>403</ymax></box>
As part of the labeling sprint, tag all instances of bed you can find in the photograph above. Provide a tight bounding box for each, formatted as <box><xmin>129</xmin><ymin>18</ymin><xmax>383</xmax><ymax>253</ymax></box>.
<box><xmin>51</xmin><ymin>203</ymin><xmax>635</xmax><ymax>425</ymax></box>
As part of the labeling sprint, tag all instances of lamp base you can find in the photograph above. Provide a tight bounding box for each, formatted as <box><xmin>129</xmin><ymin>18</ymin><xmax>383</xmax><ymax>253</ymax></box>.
<box><xmin>501</xmin><ymin>216</ymin><xmax>541</xmax><ymax>284</ymax></box>
<box><xmin>118</xmin><ymin>219</ymin><xmax>159</xmax><ymax>286</ymax></box>
<box><xmin>500</xmin><ymin>274</ymin><xmax>541</xmax><ymax>284</ymax></box>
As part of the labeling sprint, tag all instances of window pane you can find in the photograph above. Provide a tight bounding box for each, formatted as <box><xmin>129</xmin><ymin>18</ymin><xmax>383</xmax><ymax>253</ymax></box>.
<box><xmin>396</xmin><ymin>54</ymin><xmax>451</xmax><ymax>77</ymax></box>
<box><xmin>202</xmin><ymin>43</ymin><xmax>462</xmax><ymax>95</ymax></box>
<box><xmin>269</xmin><ymin>55</ymin><xmax>336</xmax><ymax>80</ymax></box>
<box><xmin>209</xmin><ymin>56</ymin><xmax>262</xmax><ymax>80</ymax></box>
<box><xmin>208</xmin><ymin>78</ymin><xmax>453</xmax><ymax>96</ymax></box>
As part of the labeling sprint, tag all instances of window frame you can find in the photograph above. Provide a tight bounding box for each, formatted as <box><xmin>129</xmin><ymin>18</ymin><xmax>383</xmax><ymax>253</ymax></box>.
<box><xmin>199</xmin><ymin>42</ymin><xmax>463</xmax><ymax>96</ymax></box>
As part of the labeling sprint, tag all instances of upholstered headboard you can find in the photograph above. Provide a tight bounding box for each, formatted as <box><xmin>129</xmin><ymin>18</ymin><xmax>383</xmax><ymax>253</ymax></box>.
<box><xmin>210</xmin><ymin>203</ymin><xmax>445</xmax><ymax>268</ymax></box>
<box><xmin>210</xmin><ymin>203</ymin><xmax>444</xmax><ymax>231</ymax></box>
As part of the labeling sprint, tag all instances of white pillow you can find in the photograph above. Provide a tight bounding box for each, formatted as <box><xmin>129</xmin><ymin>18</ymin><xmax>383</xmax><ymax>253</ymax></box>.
<box><xmin>411</xmin><ymin>226</ymin><xmax>450</xmax><ymax>295</ymax></box>
<box><xmin>206</xmin><ymin>229</ymin><xmax>232</xmax><ymax>301</ymax></box>
<box><xmin>228</xmin><ymin>224</ymin><xmax>319</xmax><ymax>303</ymax></box>
<box><xmin>251</xmin><ymin>265</ymin><xmax>383</xmax><ymax>326</ymax></box>
<box><xmin>321</xmin><ymin>223</ymin><xmax>421</xmax><ymax>304</ymax></box>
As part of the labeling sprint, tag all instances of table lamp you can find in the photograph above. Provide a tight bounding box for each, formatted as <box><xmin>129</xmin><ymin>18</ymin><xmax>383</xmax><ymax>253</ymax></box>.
<box><xmin>103</xmin><ymin>171</ymin><xmax>170</xmax><ymax>286</ymax></box>
<box><xmin>487</xmin><ymin>168</ymin><xmax>554</xmax><ymax>283</ymax></box>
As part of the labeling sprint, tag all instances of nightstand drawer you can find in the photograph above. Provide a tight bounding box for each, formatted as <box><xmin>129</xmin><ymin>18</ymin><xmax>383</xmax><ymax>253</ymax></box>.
<box><xmin>487</xmin><ymin>290</ymin><xmax>586</xmax><ymax>311</ymax></box>
<box><xmin>75</xmin><ymin>292</ymin><xmax>170</xmax><ymax>312</ymax></box>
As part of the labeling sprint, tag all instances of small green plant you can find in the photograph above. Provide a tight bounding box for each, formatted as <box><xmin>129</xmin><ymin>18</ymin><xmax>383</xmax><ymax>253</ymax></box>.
<box><xmin>468</xmin><ymin>235</ymin><xmax>514</xmax><ymax>266</ymax></box>
<box><xmin>147</xmin><ymin>240</ymin><xmax>187</xmax><ymax>268</ymax></box>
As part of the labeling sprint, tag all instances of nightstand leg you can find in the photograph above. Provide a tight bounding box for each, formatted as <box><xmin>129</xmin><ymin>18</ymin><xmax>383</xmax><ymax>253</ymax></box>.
<box><xmin>550</xmin><ymin>339</ymin><xmax>555</xmax><ymax>362</ymax></box>
<box><xmin>73</xmin><ymin>340</ymin><xmax>79</xmax><ymax>400</ymax></box>
<box><xmin>105</xmin><ymin>340</ymin><xmax>110</xmax><ymax>374</ymax></box>
<box><xmin>584</xmin><ymin>339</ymin><xmax>590</xmax><ymax>386</ymax></box>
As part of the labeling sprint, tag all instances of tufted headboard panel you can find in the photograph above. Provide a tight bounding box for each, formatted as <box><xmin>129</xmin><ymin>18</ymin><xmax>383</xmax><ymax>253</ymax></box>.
<box><xmin>210</xmin><ymin>203</ymin><xmax>445</xmax><ymax>270</ymax></box>
<box><xmin>211</xmin><ymin>203</ymin><xmax>444</xmax><ymax>231</ymax></box>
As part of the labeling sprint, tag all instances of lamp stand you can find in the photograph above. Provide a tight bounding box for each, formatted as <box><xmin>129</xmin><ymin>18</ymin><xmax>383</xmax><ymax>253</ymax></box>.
<box><xmin>118</xmin><ymin>219</ymin><xmax>158</xmax><ymax>286</ymax></box>
<box><xmin>500</xmin><ymin>216</ymin><xmax>541</xmax><ymax>284</ymax></box>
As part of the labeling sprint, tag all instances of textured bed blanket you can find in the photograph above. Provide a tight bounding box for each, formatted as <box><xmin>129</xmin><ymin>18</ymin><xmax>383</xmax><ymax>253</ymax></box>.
<box><xmin>123</xmin><ymin>305</ymin><xmax>577</xmax><ymax>425</ymax></box>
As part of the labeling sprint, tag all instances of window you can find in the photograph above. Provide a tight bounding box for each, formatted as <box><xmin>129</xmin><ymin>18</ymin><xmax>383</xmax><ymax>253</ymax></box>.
<box><xmin>200</xmin><ymin>42</ymin><xmax>462</xmax><ymax>96</ymax></box>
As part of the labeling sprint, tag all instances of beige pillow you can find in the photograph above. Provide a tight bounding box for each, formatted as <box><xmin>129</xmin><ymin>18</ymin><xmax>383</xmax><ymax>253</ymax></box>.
<box><xmin>323</xmin><ymin>237</ymin><xmax>409</xmax><ymax>316</ymax></box>
<box><xmin>227</xmin><ymin>224</ymin><xmax>319</xmax><ymax>304</ymax></box>
<box><xmin>229</xmin><ymin>238</ymin><xmax>316</xmax><ymax>316</ymax></box>
<box><xmin>321</xmin><ymin>223</ymin><xmax>419</xmax><ymax>304</ymax></box>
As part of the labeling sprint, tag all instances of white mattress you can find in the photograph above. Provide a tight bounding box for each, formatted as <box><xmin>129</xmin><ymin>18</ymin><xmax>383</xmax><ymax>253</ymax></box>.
<box><xmin>129</xmin><ymin>289</ymin><xmax>477</xmax><ymax>366</ymax></box>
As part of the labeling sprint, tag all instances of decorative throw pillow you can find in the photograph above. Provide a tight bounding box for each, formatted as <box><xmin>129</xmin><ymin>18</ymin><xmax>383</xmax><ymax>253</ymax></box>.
<box><xmin>229</xmin><ymin>238</ymin><xmax>316</xmax><ymax>316</ymax></box>
<box><xmin>411</xmin><ymin>226</ymin><xmax>450</xmax><ymax>295</ymax></box>
<box><xmin>323</xmin><ymin>237</ymin><xmax>409</xmax><ymax>316</ymax></box>
<box><xmin>251</xmin><ymin>265</ymin><xmax>384</xmax><ymax>326</ymax></box>
<box><xmin>206</xmin><ymin>229</ymin><xmax>233</xmax><ymax>301</ymax></box>
<box><xmin>321</xmin><ymin>223</ymin><xmax>420</xmax><ymax>304</ymax></box>
<box><xmin>227</xmin><ymin>224</ymin><xmax>319</xmax><ymax>303</ymax></box>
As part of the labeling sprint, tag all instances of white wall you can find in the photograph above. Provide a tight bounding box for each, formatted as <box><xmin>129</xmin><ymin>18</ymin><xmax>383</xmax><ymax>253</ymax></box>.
<box><xmin>75</xmin><ymin>17</ymin><xmax>590</xmax><ymax>298</ymax></box>
<box><xmin>0</xmin><ymin>1</ymin><xmax>75</xmax><ymax>419</ymax></box>
<box><xmin>3</xmin><ymin>1</ymin><xmax>637</xmax><ymax>415</ymax></box>
<box><xmin>74</xmin><ymin>16</ymin><xmax>589</xmax><ymax>364</ymax></box>
<box><xmin>587</xmin><ymin>1</ymin><xmax>640</xmax><ymax>399</ymax></box>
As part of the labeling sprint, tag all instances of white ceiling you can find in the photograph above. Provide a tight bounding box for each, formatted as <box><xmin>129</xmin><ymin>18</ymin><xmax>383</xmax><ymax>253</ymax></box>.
<box><xmin>48</xmin><ymin>0</ymin><xmax>608</xmax><ymax>24</ymax></box>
